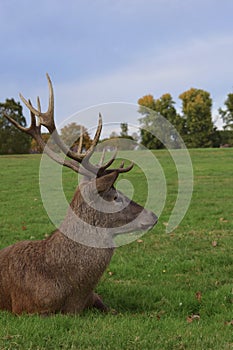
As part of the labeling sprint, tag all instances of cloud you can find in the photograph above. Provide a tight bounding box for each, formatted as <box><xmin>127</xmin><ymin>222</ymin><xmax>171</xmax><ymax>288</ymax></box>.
<box><xmin>1</xmin><ymin>1</ymin><xmax>232</xmax><ymax>133</ymax></box>
<box><xmin>1</xmin><ymin>31</ymin><xmax>232</xmax><ymax>134</ymax></box>
<box><xmin>50</xmin><ymin>33</ymin><xmax>233</xmax><ymax>131</ymax></box>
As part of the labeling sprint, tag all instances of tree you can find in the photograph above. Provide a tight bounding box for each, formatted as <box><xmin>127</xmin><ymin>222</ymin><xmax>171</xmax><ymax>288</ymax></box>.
<box><xmin>212</xmin><ymin>129</ymin><xmax>233</xmax><ymax>147</ymax></box>
<box><xmin>138</xmin><ymin>93</ymin><xmax>182</xmax><ymax>149</ymax></box>
<box><xmin>97</xmin><ymin>127</ymin><xmax>138</xmax><ymax>151</ymax></box>
<box><xmin>60</xmin><ymin>123</ymin><xmax>92</xmax><ymax>152</ymax></box>
<box><xmin>30</xmin><ymin>133</ymin><xmax>51</xmax><ymax>153</ymax></box>
<box><xmin>218</xmin><ymin>92</ymin><xmax>233</xmax><ymax>129</ymax></box>
<box><xmin>179</xmin><ymin>88</ymin><xmax>214</xmax><ymax>148</ymax></box>
<box><xmin>109</xmin><ymin>131</ymin><xmax>119</xmax><ymax>139</ymax></box>
<box><xmin>0</xmin><ymin>99</ymin><xmax>31</xmax><ymax>154</ymax></box>
<box><xmin>120</xmin><ymin>123</ymin><xmax>128</xmax><ymax>137</ymax></box>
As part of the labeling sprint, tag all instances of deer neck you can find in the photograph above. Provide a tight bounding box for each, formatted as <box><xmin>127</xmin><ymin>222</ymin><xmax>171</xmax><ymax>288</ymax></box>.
<box><xmin>44</xmin><ymin>230</ymin><xmax>114</xmax><ymax>290</ymax></box>
<box><xmin>58</xmin><ymin>191</ymin><xmax>116</xmax><ymax>249</ymax></box>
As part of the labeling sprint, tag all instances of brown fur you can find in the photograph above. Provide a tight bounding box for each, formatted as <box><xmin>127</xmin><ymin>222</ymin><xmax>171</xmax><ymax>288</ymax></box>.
<box><xmin>0</xmin><ymin>172</ymin><xmax>157</xmax><ymax>315</ymax></box>
<box><xmin>1</xmin><ymin>75</ymin><xmax>157</xmax><ymax>314</ymax></box>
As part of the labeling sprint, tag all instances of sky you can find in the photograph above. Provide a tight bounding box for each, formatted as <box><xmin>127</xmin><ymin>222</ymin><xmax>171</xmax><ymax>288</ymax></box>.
<box><xmin>1</xmin><ymin>0</ymin><xmax>233</xmax><ymax>137</ymax></box>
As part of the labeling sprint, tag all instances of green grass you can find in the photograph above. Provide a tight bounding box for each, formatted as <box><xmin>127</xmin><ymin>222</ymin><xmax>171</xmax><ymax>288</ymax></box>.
<box><xmin>0</xmin><ymin>149</ymin><xmax>233</xmax><ymax>349</ymax></box>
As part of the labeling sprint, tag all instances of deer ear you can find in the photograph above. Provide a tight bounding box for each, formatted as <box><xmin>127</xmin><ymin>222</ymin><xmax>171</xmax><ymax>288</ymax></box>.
<box><xmin>95</xmin><ymin>171</ymin><xmax>118</xmax><ymax>193</ymax></box>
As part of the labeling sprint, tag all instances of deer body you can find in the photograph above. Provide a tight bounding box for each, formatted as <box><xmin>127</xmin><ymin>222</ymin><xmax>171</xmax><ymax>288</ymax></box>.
<box><xmin>0</xmin><ymin>231</ymin><xmax>113</xmax><ymax>314</ymax></box>
<box><xmin>0</xmin><ymin>75</ymin><xmax>157</xmax><ymax>315</ymax></box>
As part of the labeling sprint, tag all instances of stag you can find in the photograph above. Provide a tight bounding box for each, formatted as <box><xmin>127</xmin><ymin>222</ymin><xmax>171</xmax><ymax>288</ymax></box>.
<box><xmin>0</xmin><ymin>75</ymin><xmax>157</xmax><ymax>315</ymax></box>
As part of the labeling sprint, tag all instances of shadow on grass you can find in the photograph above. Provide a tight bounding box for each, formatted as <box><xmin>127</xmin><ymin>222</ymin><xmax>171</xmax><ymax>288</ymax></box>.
<box><xmin>97</xmin><ymin>283</ymin><xmax>167</xmax><ymax>315</ymax></box>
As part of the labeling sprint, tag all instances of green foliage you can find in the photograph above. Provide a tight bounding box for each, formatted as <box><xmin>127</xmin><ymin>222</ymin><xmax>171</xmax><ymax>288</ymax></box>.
<box><xmin>0</xmin><ymin>149</ymin><xmax>233</xmax><ymax>349</ymax></box>
<box><xmin>60</xmin><ymin>122</ymin><xmax>92</xmax><ymax>151</ymax></box>
<box><xmin>138</xmin><ymin>94</ymin><xmax>184</xmax><ymax>149</ymax></box>
<box><xmin>219</xmin><ymin>92</ymin><xmax>233</xmax><ymax>129</ymax></box>
<box><xmin>98</xmin><ymin>135</ymin><xmax>137</xmax><ymax>151</ymax></box>
<box><xmin>0</xmin><ymin>99</ymin><xmax>31</xmax><ymax>154</ymax></box>
<box><xmin>120</xmin><ymin>123</ymin><xmax>128</xmax><ymax>137</ymax></box>
<box><xmin>138</xmin><ymin>89</ymin><xmax>217</xmax><ymax>149</ymax></box>
<box><xmin>179</xmin><ymin>88</ymin><xmax>214</xmax><ymax>148</ymax></box>
<box><xmin>30</xmin><ymin>133</ymin><xmax>51</xmax><ymax>153</ymax></box>
<box><xmin>212</xmin><ymin>130</ymin><xmax>233</xmax><ymax>147</ymax></box>
<box><xmin>99</xmin><ymin>124</ymin><xmax>138</xmax><ymax>151</ymax></box>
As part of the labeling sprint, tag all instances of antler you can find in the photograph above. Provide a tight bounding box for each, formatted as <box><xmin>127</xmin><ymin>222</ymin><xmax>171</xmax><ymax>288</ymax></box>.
<box><xmin>4</xmin><ymin>101</ymin><xmax>83</xmax><ymax>174</ymax></box>
<box><xmin>6</xmin><ymin>74</ymin><xmax>134</xmax><ymax>177</ymax></box>
<box><xmin>19</xmin><ymin>74</ymin><xmax>102</xmax><ymax>163</ymax></box>
<box><xmin>96</xmin><ymin>148</ymin><xmax>134</xmax><ymax>177</ymax></box>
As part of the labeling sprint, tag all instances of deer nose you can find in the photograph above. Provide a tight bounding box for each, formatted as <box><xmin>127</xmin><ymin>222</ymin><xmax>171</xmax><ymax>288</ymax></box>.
<box><xmin>140</xmin><ymin>210</ymin><xmax>158</xmax><ymax>230</ymax></box>
<box><xmin>150</xmin><ymin>212</ymin><xmax>158</xmax><ymax>226</ymax></box>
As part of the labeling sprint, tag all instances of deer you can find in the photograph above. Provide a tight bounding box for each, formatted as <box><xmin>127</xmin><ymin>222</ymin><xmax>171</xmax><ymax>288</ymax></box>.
<box><xmin>0</xmin><ymin>74</ymin><xmax>158</xmax><ymax>315</ymax></box>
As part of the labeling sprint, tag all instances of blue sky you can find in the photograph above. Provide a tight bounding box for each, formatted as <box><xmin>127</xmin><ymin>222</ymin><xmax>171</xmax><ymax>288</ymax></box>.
<box><xmin>1</xmin><ymin>0</ymin><xmax>233</xmax><ymax>135</ymax></box>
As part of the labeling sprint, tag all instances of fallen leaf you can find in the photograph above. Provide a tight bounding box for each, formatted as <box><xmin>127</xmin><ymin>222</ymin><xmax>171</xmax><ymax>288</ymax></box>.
<box><xmin>186</xmin><ymin>316</ymin><xmax>193</xmax><ymax>323</ymax></box>
<box><xmin>137</xmin><ymin>239</ymin><xmax>143</xmax><ymax>243</ymax></box>
<box><xmin>224</xmin><ymin>320</ymin><xmax>233</xmax><ymax>326</ymax></box>
<box><xmin>108</xmin><ymin>271</ymin><xmax>113</xmax><ymax>276</ymax></box>
<box><xmin>219</xmin><ymin>217</ymin><xmax>228</xmax><ymax>223</ymax></box>
<box><xmin>212</xmin><ymin>240</ymin><xmax>218</xmax><ymax>247</ymax></box>
<box><xmin>195</xmin><ymin>291</ymin><xmax>202</xmax><ymax>302</ymax></box>
<box><xmin>22</xmin><ymin>225</ymin><xmax>27</xmax><ymax>230</ymax></box>
<box><xmin>2</xmin><ymin>334</ymin><xmax>21</xmax><ymax>340</ymax></box>
<box><xmin>187</xmin><ymin>314</ymin><xmax>200</xmax><ymax>323</ymax></box>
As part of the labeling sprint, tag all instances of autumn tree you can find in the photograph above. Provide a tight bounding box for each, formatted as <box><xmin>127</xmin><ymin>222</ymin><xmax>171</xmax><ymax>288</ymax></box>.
<box><xmin>60</xmin><ymin>122</ymin><xmax>92</xmax><ymax>152</ymax></box>
<box><xmin>138</xmin><ymin>93</ymin><xmax>182</xmax><ymax>149</ymax></box>
<box><xmin>0</xmin><ymin>99</ymin><xmax>31</xmax><ymax>154</ymax></box>
<box><xmin>218</xmin><ymin>92</ymin><xmax>233</xmax><ymax>129</ymax></box>
<box><xmin>30</xmin><ymin>133</ymin><xmax>51</xmax><ymax>153</ymax></box>
<box><xmin>179</xmin><ymin>88</ymin><xmax>214</xmax><ymax>148</ymax></box>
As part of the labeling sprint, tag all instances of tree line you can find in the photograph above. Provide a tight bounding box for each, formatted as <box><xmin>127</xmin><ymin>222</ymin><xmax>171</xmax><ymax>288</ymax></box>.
<box><xmin>1</xmin><ymin>87</ymin><xmax>233</xmax><ymax>154</ymax></box>
<box><xmin>0</xmin><ymin>99</ymin><xmax>92</xmax><ymax>154</ymax></box>
<box><xmin>138</xmin><ymin>88</ymin><xmax>233</xmax><ymax>149</ymax></box>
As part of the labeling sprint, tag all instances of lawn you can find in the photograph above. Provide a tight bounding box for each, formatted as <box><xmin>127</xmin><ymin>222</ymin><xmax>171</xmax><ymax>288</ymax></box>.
<box><xmin>0</xmin><ymin>149</ymin><xmax>232</xmax><ymax>350</ymax></box>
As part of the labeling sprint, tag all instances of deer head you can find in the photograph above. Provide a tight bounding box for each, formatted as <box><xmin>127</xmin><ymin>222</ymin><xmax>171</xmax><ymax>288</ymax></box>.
<box><xmin>5</xmin><ymin>74</ymin><xmax>158</xmax><ymax>248</ymax></box>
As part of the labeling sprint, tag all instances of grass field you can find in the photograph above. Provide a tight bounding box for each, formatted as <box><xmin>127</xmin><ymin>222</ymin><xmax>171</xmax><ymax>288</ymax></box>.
<box><xmin>0</xmin><ymin>149</ymin><xmax>233</xmax><ymax>349</ymax></box>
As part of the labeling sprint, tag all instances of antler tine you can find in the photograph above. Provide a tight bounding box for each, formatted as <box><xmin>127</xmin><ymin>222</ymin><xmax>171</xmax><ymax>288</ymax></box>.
<box><xmin>110</xmin><ymin>161</ymin><xmax>134</xmax><ymax>174</ymax></box>
<box><xmin>77</xmin><ymin>125</ymin><xmax>84</xmax><ymax>154</ymax></box>
<box><xmin>4</xmin><ymin>113</ymin><xmax>27</xmax><ymax>133</ymax></box>
<box><xmin>28</xmin><ymin>101</ymin><xmax>36</xmax><ymax>125</ymax></box>
<box><xmin>118</xmin><ymin>162</ymin><xmax>134</xmax><ymax>173</ymax></box>
<box><xmin>119</xmin><ymin>161</ymin><xmax>124</xmax><ymax>168</ymax></box>
<box><xmin>46</xmin><ymin>73</ymin><xmax>54</xmax><ymax>114</ymax></box>
<box><xmin>95</xmin><ymin>148</ymin><xmax>134</xmax><ymax>177</ymax></box>
<box><xmin>93</xmin><ymin>113</ymin><xmax>103</xmax><ymax>147</ymax></box>
<box><xmin>98</xmin><ymin>148</ymin><xmax>106</xmax><ymax>166</ymax></box>
<box><xmin>98</xmin><ymin>148</ymin><xmax>118</xmax><ymax>170</ymax></box>
<box><xmin>19</xmin><ymin>94</ymin><xmax>40</xmax><ymax>122</ymax></box>
<box><xmin>19</xmin><ymin>73</ymin><xmax>55</xmax><ymax>133</ymax></box>
<box><xmin>38</xmin><ymin>73</ymin><xmax>55</xmax><ymax>131</ymax></box>
<box><xmin>37</xmin><ymin>96</ymin><xmax>41</xmax><ymax>113</ymax></box>
<box><xmin>62</xmin><ymin>113</ymin><xmax>103</xmax><ymax>164</ymax></box>
<box><xmin>80</xmin><ymin>113</ymin><xmax>102</xmax><ymax>159</ymax></box>
<box><xmin>3</xmin><ymin>99</ymin><xmax>37</xmax><ymax>136</ymax></box>
<box><xmin>28</xmin><ymin>99</ymin><xmax>39</xmax><ymax>132</ymax></box>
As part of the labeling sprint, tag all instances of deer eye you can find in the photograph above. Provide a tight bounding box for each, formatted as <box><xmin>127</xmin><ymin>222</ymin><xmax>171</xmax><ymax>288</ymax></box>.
<box><xmin>114</xmin><ymin>193</ymin><xmax>123</xmax><ymax>204</ymax></box>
